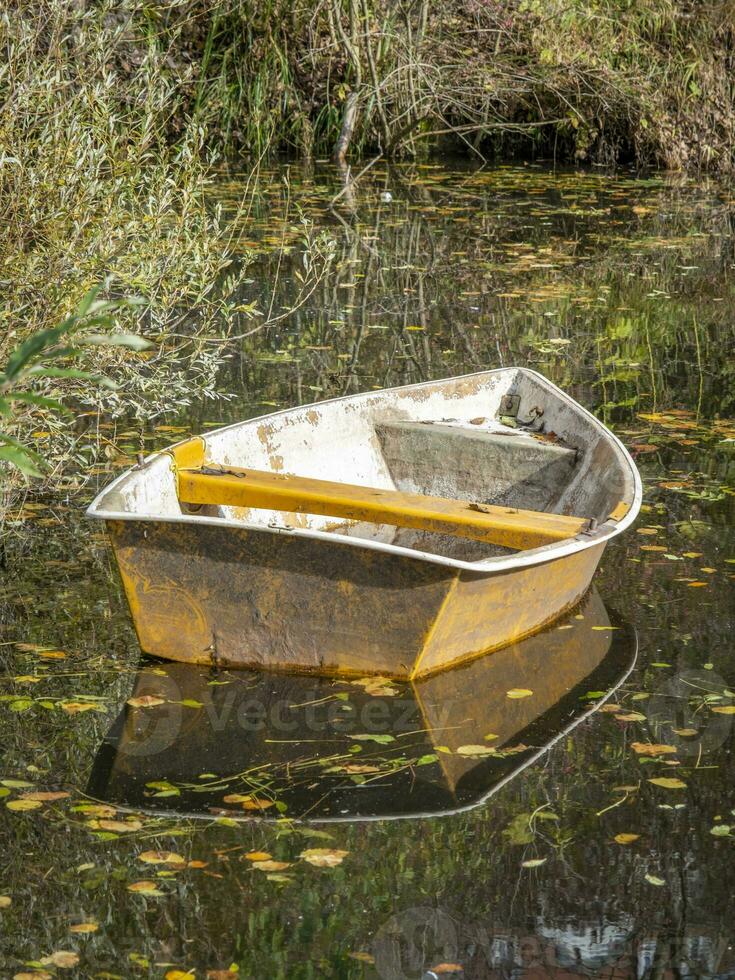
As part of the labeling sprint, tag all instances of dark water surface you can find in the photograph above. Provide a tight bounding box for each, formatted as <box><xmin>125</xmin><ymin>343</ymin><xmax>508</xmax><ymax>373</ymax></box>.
<box><xmin>2</xmin><ymin>163</ymin><xmax>735</xmax><ymax>978</ymax></box>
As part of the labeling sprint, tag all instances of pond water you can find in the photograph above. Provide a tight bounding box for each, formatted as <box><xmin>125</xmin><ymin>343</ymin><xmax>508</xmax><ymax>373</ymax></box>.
<box><xmin>1</xmin><ymin>162</ymin><xmax>735</xmax><ymax>978</ymax></box>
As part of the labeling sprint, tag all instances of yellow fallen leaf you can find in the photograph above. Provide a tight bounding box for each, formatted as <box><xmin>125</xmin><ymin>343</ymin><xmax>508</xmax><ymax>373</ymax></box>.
<box><xmin>614</xmin><ymin>833</ymin><xmax>640</xmax><ymax>845</ymax></box>
<box><xmin>242</xmin><ymin>798</ymin><xmax>275</xmax><ymax>810</ymax></box>
<box><xmin>456</xmin><ymin>744</ymin><xmax>496</xmax><ymax>757</ymax></box>
<box><xmin>251</xmin><ymin>860</ymin><xmax>292</xmax><ymax>871</ymax></box>
<box><xmin>39</xmin><ymin>650</ymin><xmax>66</xmax><ymax>659</ymax></box>
<box><xmin>60</xmin><ymin>701</ymin><xmax>99</xmax><ymax>714</ymax></box>
<box><xmin>127</xmin><ymin>695</ymin><xmax>165</xmax><ymax>708</ymax></box>
<box><xmin>672</xmin><ymin>728</ymin><xmax>699</xmax><ymax>736</ymax></box>
<box><xmin>127</xmin><ymin>880</ymin><xmax>164</xmax><ymax>896</ymax></box>
<box><xmin>687</xmin><ymin>581</ymin><xmax>708</xmax><ymax>587</ymax></box>
<box><xmin>631</xmin><ymin>742</ymin><xmax>676</xmax><ymax>757</ymax></box>
<box><xmin>244</xmin><ymin>851</ymin><xmax>272</xmax><ymax>862</ymax></box>
<box><xmin>188</xmin><ymin>860</ymin><xmax>208</xmax><ymax>869</ymax></box>
<box><xmin>615</xmin><ymin>712</ymin><xmax>646</xmax><ymax>722</ymax></box>
<box><xmin>711</xmin><ymin>705</ymin><xmax>735</xmax><ymax>714</ymax></box>
<box><xmin>429</xmin><ymin>965</ymin><xmax>464</xmax><ymax>975</ymax></box>
<box><xmin>223</xmin><ymin>794</ymin><xmax>252</xmax><ymax>804</ymax></box>
<box><xmin>506</xmin><ymin>688</ymin><xmax>533</xmax><ymax>699</ymax></box>
<box><xmin>14</xmin><ymin>973</ymin><xmax>53</xmax><ymax>980</ymax></box>
<box><xmin>165</xmin><ymin>971</ymin><xmax>195</xmax><ymax>979</ymax></box>
<box><xmin>6</xmin><ymin>799</ymin><xmax>42</xmax><ymax>811</ymax></box>
<box><xmin>0</xmin><ymin>895</ymin><xmax>11</xmax><ymax>908</ymax></box>
<box><xmin>648</xmin><ymin>777</ymin><xmax>686</xmax><ymax>789</ymax></box>
<box><xmin>300</xmin><ymin>848</ymin><xmax>349</xmax><ymax>867</ymax></box>
<box><xmin>138</xmin><ymin>851</ymin><xmax>186</xmax><ymax>866</ymax></box>
<box><xmin>69</xmin><ymin>921</ymin><xmax>98</xmax><ymax>934</ymax></box>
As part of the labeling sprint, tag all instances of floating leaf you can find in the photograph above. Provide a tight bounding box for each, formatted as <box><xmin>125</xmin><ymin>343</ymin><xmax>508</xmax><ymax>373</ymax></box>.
<box><xmin>20</xmin><ymin>791</ymin><xmax>70</xmax><ymax>802</ymax></box>
<box><xmin>242</xmin><ymin>798</ymin><xmax>275</xmax><ymax>810</ymax></box>
<box><xmin>43</xmin><ymin>951</ymin><xmax>80</xmax><ymax>969</ymax></box>
<box><xmin>631</xmin><ymin>743</ymin><xmax>676</xmax><ymax>757</ymax></box>
<box><xmin>348</xmin><ymin>733</ymin><xmax>395</xmax><ymax>744</ymax></box>
<box><xmin>60</xmin><ymin>701</ymin><xmax>101</xmax><ymax>714</ymax></box>
<box><xmin>69</xmin><ymin>922</ymin><xmax>98</xmax><ymax>934</ymax></box>
<box><xmin>645</xmin><ymin>874</ymin><xmax>666</xmax><ymax>887</ymax></box>
<box><xmin>98</xmin><ymin>819</ymin><xmax>142</xmax><ymax>833</ymax></box>
<box><xmin>456</xmin><ymin>744</ymin><xmax>496</xmax><ymax>757</ymax></box>
<box><xmin>506</xmin><ymin>688</ymin><xmax>533</xmax><ymax>699</ymax></box>
<box><xmin>710</xmin><ymin>825</ymin><xmax>731</xmax><ymax>836</ymax></box>
<box><xmin>127</xmin><ymin>880</ymin><xmax>164</xmax><ymax>896</ymax></box>
<box><xmin>300</xmin><ymin>848</ymin><xmax>349</xmax><ymax>867</ymax></box>
<box><xmin>6</xmin><ymin>798</ymin><xmax>42</xmax><ymax>811</ymax></box>
<box><xmin>127</xmin><ymin>695</ymin><xmax>165</xmax><ymax>708</ymax></box>
<box><xmin>648</xmin><ymin>777</ymin><xmax>687</xmax><ymax>789</ymax></box>
<box><xmin>138</xmin><ymin>851</ymin><xmax>186</xmax><ymax>866</ymax></box>
<box><xmin>251</xmin><ymin>860</ymin><xmax>292</xmax><ymax>872</ymax></box>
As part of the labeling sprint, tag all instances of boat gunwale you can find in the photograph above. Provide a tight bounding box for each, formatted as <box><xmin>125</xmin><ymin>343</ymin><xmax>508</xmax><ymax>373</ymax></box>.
<box><xmin>86</xmin><ymin>368</ymin><xmax>642</xmax><ymax>575</ymax></box>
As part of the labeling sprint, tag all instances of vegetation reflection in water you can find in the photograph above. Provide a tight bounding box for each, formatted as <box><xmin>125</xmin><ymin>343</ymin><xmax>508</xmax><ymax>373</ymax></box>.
<box><xmin>1</xmin><ymin>163</ymin><xmax>735</xmax><ymax>978</ymax></box>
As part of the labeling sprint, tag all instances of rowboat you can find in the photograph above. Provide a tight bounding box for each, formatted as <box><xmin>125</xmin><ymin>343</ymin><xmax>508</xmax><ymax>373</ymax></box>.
<box><xmin>87</xmin><ymin>591</ymin><xmax>637</xmax><ymax>822</ymax></box>
<box><xmin>88</xmin><ymin>368</ymin><xmax>641</xmax><ymax>678</ymax></box>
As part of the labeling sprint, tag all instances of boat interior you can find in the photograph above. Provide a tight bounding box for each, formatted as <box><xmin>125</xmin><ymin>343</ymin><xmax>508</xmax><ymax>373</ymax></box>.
<box><xmin>90</xmin><ymin>368</ymin><xmax>636</xmax><ymax>562</ymax></box>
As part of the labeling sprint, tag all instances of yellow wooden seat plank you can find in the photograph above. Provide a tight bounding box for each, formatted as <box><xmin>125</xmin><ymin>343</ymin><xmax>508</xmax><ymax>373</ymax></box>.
<box><xmin>177</xmin><ymin>465</ymin><xmax>590</xmax><ymax>551</ymax></box>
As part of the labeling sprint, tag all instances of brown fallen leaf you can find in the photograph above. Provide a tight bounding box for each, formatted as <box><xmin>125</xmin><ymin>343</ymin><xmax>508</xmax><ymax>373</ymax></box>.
<box><xmin>127</xmin><ymin>695</ymin><xmax>165</xmax><ymax>708</ymax></box>
<box><xmin>300</xmin><ymin>848</ymin><xmax>349</xmax><ymax>867</ymax></box>
<box><xmin>614</xmin><ymin>833</ymin><xmax>640</xmax><ymax>845</ymax></box>
<box><xmin>430</xmin><ymin>966</ymin><xmax>464</xmax><ymax>975</ymax></box>
<box><xmin>98</xmin><ymin>819</ymin><xmax>142</xmax><ymax>833</ymax></box>
<box><xmin>20</xmin><ymin>791</ymin><xmax>70</xmax><ymax>802</ymax></box>
<box><xmin>222</xmin><ymin>793</ymin><xmax>251</xmax><ymax>804</ymax></box>
<box><xmin>631</xmin><ymin>742</ymin><xmax>677</xmax><ymax>757</ymax></box>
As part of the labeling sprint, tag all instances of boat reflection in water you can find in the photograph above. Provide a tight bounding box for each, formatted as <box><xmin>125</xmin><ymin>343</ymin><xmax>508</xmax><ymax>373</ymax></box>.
<box><xmin>88</xmin><ymin>589</ymin><xmax>636</xmax><ymax>821</ymax></box>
